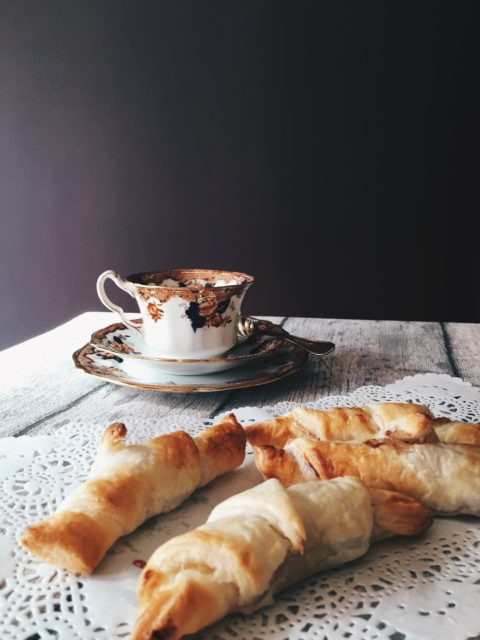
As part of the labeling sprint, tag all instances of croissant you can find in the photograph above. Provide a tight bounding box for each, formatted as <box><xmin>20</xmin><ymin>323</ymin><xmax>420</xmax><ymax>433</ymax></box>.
<box><xmin>253</xmin><ymin>436</ymin><xmax>480</xmax><ymax>515</ymax></box>
<box><xmin>245</xmin><ymin>402</ymin><xmax>480</xmax><ymax>447</ymax></box>
<box><xmin>21</xmin><ymin>413</ymin><xmax>246</xmax><ymax>574</ymax></box>
<box><xmin>133</xmin><ymin>476</ymin><xmax>432</xmax><ymax>640</ymax></box>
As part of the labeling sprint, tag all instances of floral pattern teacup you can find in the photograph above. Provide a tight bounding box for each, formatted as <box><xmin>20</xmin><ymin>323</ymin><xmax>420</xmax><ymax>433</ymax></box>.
<box><xmin>96</xmin><ymin>269</ymin><xmax>254</xmax><ymax>359</ymax></box>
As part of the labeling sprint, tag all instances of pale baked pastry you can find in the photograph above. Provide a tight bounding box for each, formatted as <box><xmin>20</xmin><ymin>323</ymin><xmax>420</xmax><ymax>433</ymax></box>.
<box><xmin>245</xmin><ymin>402</ymin><xmax>480</xmax><ymax>447</ymax></box>
<box><xmin>253</xmin><ymin>436</ymin><xmax>480</xmax><ymax>515</ymax></box>
<box><xmin>21</xmin><ymin>414</ymin><xmax>246</xmax><ymax>574</ymax></box>
<box><xmin>132</xmin><ymin>476</ymin><xmax>432</xmax><ymax>640</ymax></box>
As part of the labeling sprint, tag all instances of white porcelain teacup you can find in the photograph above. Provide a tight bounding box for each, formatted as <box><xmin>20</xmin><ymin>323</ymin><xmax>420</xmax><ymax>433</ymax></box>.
<box><xmin>96</xmin><ymin>268</ymin><xmax>254</xmax><ymax>359</ymax></box>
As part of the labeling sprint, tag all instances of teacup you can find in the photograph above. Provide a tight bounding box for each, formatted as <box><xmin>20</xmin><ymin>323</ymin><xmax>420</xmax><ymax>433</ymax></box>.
<box><xmin>96</xmin><ymin>269</ymin><xmax>254</xmax><ymax>359</ymax></box>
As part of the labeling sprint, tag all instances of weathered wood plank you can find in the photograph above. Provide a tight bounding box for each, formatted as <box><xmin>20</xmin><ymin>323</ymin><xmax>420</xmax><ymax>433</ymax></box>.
<box><xmin>220</xmin><ymin>318</ymin><xmax>453</xmax><ymax>409</ymax></box>
<box><xmin>20</xmin><ymin>382</ymin><xmax>230</xmax><ymax>437</ymax></box>
<box><xmin>285</xmin><ymin>317</ymin><xmax>453</xmax><ymax>396</ymax></box>
<box><xmin>443</xmin><ymin>322</ymin><xmax>480</xmax><ymax>386</ymax></box>
<box><xmin>0</xmin><ymin>313</ymin><xmax>105</xmax><ymax>437</ymax></box>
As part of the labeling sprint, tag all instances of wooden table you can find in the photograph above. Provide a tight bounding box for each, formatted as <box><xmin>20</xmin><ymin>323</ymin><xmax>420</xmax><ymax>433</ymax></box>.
<box><xmin>1</xmin><ymin>312</ymin><xmax>479</xmax><ymax>439</ymax></box>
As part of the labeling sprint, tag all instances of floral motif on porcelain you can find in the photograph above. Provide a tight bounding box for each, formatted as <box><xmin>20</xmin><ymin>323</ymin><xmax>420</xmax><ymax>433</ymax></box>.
<box><xmin>146</xmin><ymin>300</ymin><xmax>163</xmax><ymax>322</ymax></box>
<box><xmin>184</xmin><ymin>296</ymin><xmax>233</xmax><ymax>332</ymax></box>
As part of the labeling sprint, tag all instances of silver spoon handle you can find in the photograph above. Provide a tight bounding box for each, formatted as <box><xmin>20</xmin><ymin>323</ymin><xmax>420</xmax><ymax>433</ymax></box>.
<box><xmin>239</xmin><ymin>317</ymin><xmax>335</xmax><ymax>357</ymax></box>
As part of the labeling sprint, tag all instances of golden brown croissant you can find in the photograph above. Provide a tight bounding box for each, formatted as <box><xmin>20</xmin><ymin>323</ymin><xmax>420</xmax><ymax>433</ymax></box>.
<box><xmin>21</xmin><ymin>413</ymin><xmax>246</xmax><ymax>574</ymax></box>
<box><xmin>245</xmin><ymin>402</ymin><xmax>480</xmax><ymax>447</ymax></box>
<box><xmin>253</xmin><ymin>436</ymin><xmax>480</xmax><ymax>515</ymax></box>
<box><xmin>132</xmin><ymin>476</ymin><xmax>432</xmax><ymax>640</ymax></box>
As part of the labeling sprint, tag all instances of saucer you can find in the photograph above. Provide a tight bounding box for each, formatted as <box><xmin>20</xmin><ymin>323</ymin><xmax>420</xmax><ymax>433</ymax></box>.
<box><xmin>89</xmin><ymin>321</ymin><xmax>285</xmax><ymax>376</ymax></box>
<box><xmin>73</xmin><ymin>343</ymin><xmax>308</xmax><ymax>393</ymax></box>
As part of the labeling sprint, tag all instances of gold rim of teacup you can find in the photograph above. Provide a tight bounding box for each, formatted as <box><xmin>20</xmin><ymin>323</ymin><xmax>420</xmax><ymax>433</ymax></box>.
<box><xmin>127</xmin><ymin>268</ymin><xmax>254</xmax><ymax>292</ymax></box>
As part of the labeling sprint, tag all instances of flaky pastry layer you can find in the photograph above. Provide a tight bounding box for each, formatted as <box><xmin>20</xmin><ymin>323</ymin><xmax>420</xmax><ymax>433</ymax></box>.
<box><xmin>21</xmin><ymin>414</ymin><xmax>246</xmax><ymax>573</ymax></box>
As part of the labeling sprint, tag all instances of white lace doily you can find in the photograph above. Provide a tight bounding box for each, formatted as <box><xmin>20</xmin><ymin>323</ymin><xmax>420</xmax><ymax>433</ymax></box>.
<box><xmin>1</xmin><ymin>374</ymin><xmax>480</xmax><ymax>640</ymax></box>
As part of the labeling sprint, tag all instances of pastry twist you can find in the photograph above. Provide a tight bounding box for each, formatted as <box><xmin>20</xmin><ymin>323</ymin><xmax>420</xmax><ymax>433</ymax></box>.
<box><xmin>253</xmin><ymin>436</ymin><xmax>480</xmax><ymax>515</ymax></box>
<box><xmin>133</xmin><ymin>476</ymin><xmax>432</xmax><ymax>639</ymax></box>
<box><xmin>245</xmin><ymin>402</ymin><xmax>480</xmax><ymax>447</ymax></box>
<box><xmin>21</xmin><ymin>413</ymin><xmax>246</xmax><ymax>573</ymax></box>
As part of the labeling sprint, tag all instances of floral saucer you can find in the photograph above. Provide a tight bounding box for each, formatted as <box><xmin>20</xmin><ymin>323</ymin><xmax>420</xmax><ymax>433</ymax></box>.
<box><xmin>73</xmin><ymin>343</ymin><xmax>308</xmax><ymax>393</ymax></box>
<box><xmin>89</xmin><ymin>321</ymin><xmax>286</xmax><ymax>376</ymax></box>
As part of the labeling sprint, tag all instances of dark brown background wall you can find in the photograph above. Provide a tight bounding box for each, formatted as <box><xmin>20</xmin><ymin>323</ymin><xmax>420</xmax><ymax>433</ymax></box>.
<box><xmin>1</xmin><ymin>1</ymin><xmax>479</xmax><ymax>349</ymax></box>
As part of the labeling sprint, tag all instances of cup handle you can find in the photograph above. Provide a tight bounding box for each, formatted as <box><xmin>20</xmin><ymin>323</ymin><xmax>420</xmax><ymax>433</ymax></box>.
<box><xmin>96</xmin><ymin>270</ymin><xmax>141</xmax><ymax>333</ymax></box>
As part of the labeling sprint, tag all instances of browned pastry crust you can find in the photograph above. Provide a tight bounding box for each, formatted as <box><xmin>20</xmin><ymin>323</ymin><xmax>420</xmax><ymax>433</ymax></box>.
<box><xmin>20</xmin><ymin>511</ymin><xmax>117</xmax><ymax>575</ymax></box>
<box><xmin>245</xmin><ymin>402</ymin><xmax>480</xmax><ymax>448</ymax></box>
<box><xmin>134</xmin><ymin>577</ymin><xmax>223</xmax><ymax>640</ymax></box>
<box><xmin>194</xmin><ymin>416</ymin><xmax>248</xmax><ymax>485</ymax></box>
<box><xmin>432</xmin><ymin>418</ymin><xmax>480</xmax><ymax>445</ymax></box>
<box><xmin>253</xmin><ymin>436</ymin><xmax>480</xmax><ymax>515</ymax></box>
<box><xmin>21</xmin><ymin>414</ymin><xmax>246</xmax><ymax>574</ymax></box>
<box><xmin>132</xmin><ymin>477</ymin><xmax>432</xmax><ymax>640</ymax></box>
<box><xmin>368</xmin><ymin>487</ymin><xmax>433</xmax><ymax>539</ymax></box>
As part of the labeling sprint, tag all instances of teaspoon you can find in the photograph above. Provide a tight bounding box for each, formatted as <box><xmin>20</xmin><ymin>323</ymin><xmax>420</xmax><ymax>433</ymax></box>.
<box><xmin>238</xmin><ymin>317</ymin><xmax>335</xmax><ymax>357</ymax></box>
